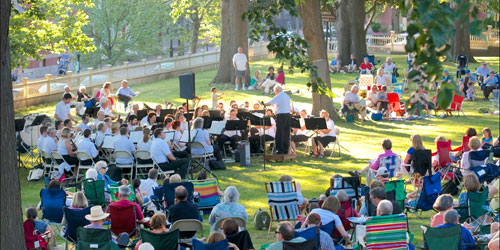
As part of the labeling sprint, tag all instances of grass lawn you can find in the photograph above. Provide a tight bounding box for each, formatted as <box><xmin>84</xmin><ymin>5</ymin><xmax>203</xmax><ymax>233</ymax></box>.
<box><xmin>17</xmin><ymin>53</ymin><xmax>499</xmax><ymax>249</ymax></box>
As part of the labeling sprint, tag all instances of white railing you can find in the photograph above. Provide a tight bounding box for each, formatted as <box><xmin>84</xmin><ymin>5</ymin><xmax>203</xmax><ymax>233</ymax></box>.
<box><xmin>13</xmin><ymin>42</ymin><xmax>271</xmax><ymax>109</ymax></box>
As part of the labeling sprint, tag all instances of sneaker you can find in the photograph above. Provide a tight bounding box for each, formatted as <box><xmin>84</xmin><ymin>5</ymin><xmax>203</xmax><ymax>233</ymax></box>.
<box><xmin>242</xmin><ymin>86</ymin><xmax>247</xmax><ymax>91</ymax></box>
<box><xmin>235</xmin><ymin>86</ymin><xmax>239</xmax><ymax>91</ymax></box>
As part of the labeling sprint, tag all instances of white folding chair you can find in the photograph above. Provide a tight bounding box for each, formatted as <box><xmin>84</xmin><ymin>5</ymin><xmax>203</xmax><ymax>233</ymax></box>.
<box><xmin>328</xmin><ymin>128</ymin><xmax>341</xmax><ymax>157</ymax></box>
<box><xmin>171</xmin><ymin>219</ymin><xmax>203</xmax><ymax>245</ymax></box>
<box><xmin>40</xmin><ymin>150</ymin><xmax>54</xmax><ymax>177</ymax></box>
<box><xmin>135</xmin><ymin>150</ymin><xmax>154</xmax><ymax>179</ymax></box>
<box><xmin>76</xmin><ymin>151</ymin><xmax>95</xmax><ymax>181</ymax></box>
<box><xmin>113</xmin><ymin>150</ymin><xmax>134</xmax><ymax>180</ymax></box>
<box><xmin>50</xmin><ymin>151</ymin><xmax>76</xmax><ymax>176</ymax></box>
<box><xmin>152</xmin><ymin>158</ymin><xmax>175</xmax><ymax>179</ymax></box>
<box><xmin>213</xmin><ymin>217</ymin><xmax>247</xmax><ymax>231</ymax></box>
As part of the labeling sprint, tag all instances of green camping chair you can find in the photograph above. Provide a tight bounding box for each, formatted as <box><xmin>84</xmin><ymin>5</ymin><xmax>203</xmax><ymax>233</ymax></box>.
<box><xmin>420</xmin><ymin>225</ymin><xmax>461</xmax><ymax>250</ymax></box>
<box><xmin>83</xmin><ymin>178</ymin><xmax>108</xmax><ymax>206</ymax></box>
<box><xmin>140</xmin><ymin>228</ymin><xmax>179</xmax><ymax>250</ymax></box>
<box><xmin>109</xmin><ymin>184</ymin><xmax>136</xmax><ymax>202</ymax></box>
<box><xmin>385</xmin><ymin>179</ymin><xmax>406</xmax><ymax>210</ymax></box>
<box><xmin>461</xmin><ymin>189</ymin><xmax>490</xmax><ymax>232</ymax></box>
<box><xmin>76</xmin><ymin>227</ymin><xmax>120</xmax><ymax>250</ymax></box>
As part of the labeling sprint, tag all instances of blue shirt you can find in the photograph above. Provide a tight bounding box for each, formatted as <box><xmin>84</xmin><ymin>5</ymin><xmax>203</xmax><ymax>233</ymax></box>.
<box><xmin>442</xmin><ymin>75</ymin><xmax>451</xmax><ymax>82</ymax></box>
<box><xmin>151</xmin><ymin>138</ymin><xmax>172</xmax><ymax>164</ymax></box>
<box><xmin>97</xmin><ymin>173</ymin><xmax>118</xmax><ymax>191</ymax></box>
<box><xmin>191</xmin><ymin>128</ymin><xmax>213</xmax><ymax>155</ymax></box>
<box><xmin>77</xmin><ymin>138</ymin><xmax>98</xmax><ymax>158</ymax></box>
<box><xmin>266</xmin><ymin>91</ymin><xmax>291</xmax><ymax>114</ymax></box>
<box><xmin>436</xmin><ymin>223</ymin><xmax>476</xmax><ymax>250</ymax></box>
<box><xmin>113</xmin><ymin>136</ymin><xmax>135</xmax><ymax>164</ymax></box>
<box><xmin>330</xmin><ymin>59</ymin><xmax>339</xmax><ymax>66</ymax></box>
<box><xmin>484</xmin><ymin>77</ymin><xmax>498</xmax><ymax>87</ymax></box>
<box><xmin>116</xmin><ymin>87</ymin><xmax>136</xmax><ymax>97</ymax></box>
<box><xmin>475</xmin><ymin>67</ymin><xmax>491</xmax><ymax>77</ymax></box>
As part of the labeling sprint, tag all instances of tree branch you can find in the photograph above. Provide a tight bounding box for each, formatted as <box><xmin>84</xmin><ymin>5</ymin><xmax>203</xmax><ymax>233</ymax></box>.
<box><xmin>364</xmin><ymin>1</ymin><xmax>377</xmax><ymax>33</ymax></box>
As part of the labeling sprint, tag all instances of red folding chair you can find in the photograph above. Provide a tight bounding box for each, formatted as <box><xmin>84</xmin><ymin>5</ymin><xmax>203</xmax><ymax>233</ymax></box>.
<box><xmin>24</xmin><ymin>220</ymin><xmax>48</xmax><ymax>250</ymax></box>
<box><xmin>432</xmin><ymin>140</ymin><xmax>454</xmax><ymax>180</ymax></box>
<box><xmin>388</xmin><ymin>92</ymin><xmax>405</xmax><ymax>117</ymax></box>
<box><xmin>452</xmin><ymin>136</ymin><xmax>471</xmax><ymax>153</ymax></box>
<box><xmin>109</xmin><ymin>203</ymin><xmax>139</xmax><ymax>238</ymax></box>
<box><xmin>446</xmin><ymin>94</ymin><xmax>465</xmax><ymax>116</ymax></box>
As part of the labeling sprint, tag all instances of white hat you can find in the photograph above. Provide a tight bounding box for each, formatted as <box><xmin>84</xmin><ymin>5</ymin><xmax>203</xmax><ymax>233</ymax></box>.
<box><xmin>85</xmin><ymin>206</ymin><xmax>109</xmax><ymax>221</ymax></box>
<box><xmin>138</xmin><ymin>243</ymin><xmax>155</xmax><ymax>250</ymax></box>
<box><xmin>376</xmin><ymin>167</ymin><xmax>389</xmax><ymax>177</ymax></box>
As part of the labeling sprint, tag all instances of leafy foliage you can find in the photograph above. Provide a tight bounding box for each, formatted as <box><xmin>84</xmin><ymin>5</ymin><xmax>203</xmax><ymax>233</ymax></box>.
<box><xmin>396</xmin><ymin>0</ymin><xmax>482</xmax><ymax>110</ymax></box>
<box><xmin>244</xmin><ymin>0</ymin><xmax>335</xmax><ymax>98</ymax></box>
<box><xmin>9</xmin><ymin>0</ymin><xmax>96</xmax><ymax>69</ymax></box>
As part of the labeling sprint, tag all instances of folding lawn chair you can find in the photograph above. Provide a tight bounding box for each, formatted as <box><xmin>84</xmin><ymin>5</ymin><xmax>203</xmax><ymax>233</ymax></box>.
<box><xmin>171</xmin><ymin>219</ymin><xmax>203</xmax><ymax>245</ymax></box>
<box><xmin>409</xmin><ymin>149</ymin><xmax>432</xmax><ymax>188</ymax></box>
<box><xmin>76</xmin><ymin>227</ymin><xmax>120</xmax><ymax>250</ymax></box>
<box><xmin>109</xmin><ymin>184</ymin><xmax>136</xmax><ymax>202</ymax></box>
<box><xmin>420</xmin><ymin>224</ymin><xmax>461</xmax><ymax>250</ymax></box>
<box><xmin>134</xmin><ymin>150</ymin><xmax>154</xmax><ymax>179</ymax></box>
<box><xmin>471</xmin><ymin>163</ymin><xmax>499</xmax><ymax>184</ymax></box>
<box><xmin>82</xmin><ymin>178</ymin><xmax>108</xmax><ymax>207</ymax></box>
<box><xmin>445</xmin><ymin>94</ymin><xmax>465</xmax><ymax>116</ymax></box>
<box><xmin>192</xmin><ymin>238</ymin><xmax>229</xmax><ymax>250</ymax></box>
<box><xmin>150</xmin><ymin>186</ymin><xmax>167</xmax><ymax>213</ymax></box>
<box><xmin>113</xmin><ymin>150</ymin><xmax>134</xmax><ymax>180</ymax></box>
<box><xmin>458</xmin><ymin>189</ymin><xmax>490</xmax><ymax>232</ymax></box>
<box><xmin>283</xmin><ymin>238</ymin><xmax>317</xmax><ymax>250</ymax></box>
<box><xmin>163</xmin><ymin>181</ymin><xmax>195</xmax><ymax>208</ymax></box>
<box><xmin>294</xmin><ymin>226</ymin><xmax>321</xmax><ymax>249</ymax></box>
<box><xmin>63</xmin><ymin>206</ymin><xmax>91</xmax><ymax>246</ymax></box>
<box><xmin>388</xmin><ymin>93</ymin><xmax>406</xmax><ymax>117</ymax></box>
<box><xmin>108</xmin><ymin>202</ymin><xmax>140</xmax><ymax>238</ymax></box>
<box><xmin>432</xmin><ymin>140</ymin><xmax>455</xmax><ymax>180</ymax></box>
<box><xmin>51</xmin><ymin>151</ymin><xmax>76</xmax><ymax>176</ymax></box>
<box><xmin>24</xmin><ymin>219</ymin><xmax>48</xmax><ymax>250</ymax></box>
<box><xmin>140</xmin><ymin>228</ymin><xmax>179</xmax><ymax>250</ymax></box>
<box><xmin>265</xmin><ymin>181</ymin><xmax>300</xmax><ymax>233</ymax></box>
<box><xmin>40</xmin><ymin>188</ymin><xmax>66</xmax><ymax>240</ymax></box>
<box><xmin>469</xmin><ymin>150</ymin><xmax>491</xmax><ymax>169</ymax></box>
<box><xmin>76</xmin><ymin>152</ymin><xmax>94</xmax><ymax>181</ymax></box>
<box><xmin>191</xmin><ymin>179</ymin><xmax>221</xmax><ymax>214</ymax></box>
<box><xmin>40</xmin><ymin>150</ymin><xmax>55</xmax><ymax>178</ymax></box>
<box><xmin>379</xmin><ymin>154</ymin><xmax>402</xmax><ymax>179</ymax></box>
<box><xmin>406</xmin><ymin>172</ymin><xmax>442</xmax><ymax>219</ymax></box>
<box><xmin>365</xmin><ymin>214</ymin><xmax>409</xmax><ymax>250</ymax></box>
<box><xmin>213</xmin><ymin>217</ymin><xmax>246</xmax><ymax>231</ymax></box>
<box><xmin>385</xmin><ymin>180</ymin><xmax>406</xmax><ymax>211</ymax></box>
<box><xmin>226</xmin><ymin>230</ymin><xmax>255</xmax><ymax>250</ymax></box>
<box><xmin>190</xmin><ymin>141</ymin><xmax>215</xmax><ymax>178</ymax></box>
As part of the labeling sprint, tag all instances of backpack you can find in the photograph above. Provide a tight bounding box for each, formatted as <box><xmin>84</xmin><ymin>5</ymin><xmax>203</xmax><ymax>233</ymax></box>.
<box><xmin>27</xmin><ymin>165</ymin><xmax>44</xmax><ymax>181</ymax></box>
<box><xmin>208</xmin><ymin>159</ymin><xmax>226</xmax><ymax>170</ymax></box>
<box><xmin>253</xmin><ymin>208</ymin><xmax>270</xmax><ymax>230</ymax></box>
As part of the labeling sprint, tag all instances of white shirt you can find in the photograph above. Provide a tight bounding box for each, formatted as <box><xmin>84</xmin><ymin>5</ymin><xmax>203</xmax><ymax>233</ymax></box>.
<box><xmin>320</xmin><ymin>119</ymin><xmax>336</xmax><ymax>137</ymax></box>
<box><xmin>113</xmin><ymin>136</ymin><xmax>135</xmax><ymax>164</ymax></box>
<box><xmin>140</xmin><ymin>116</ymin><xmax>149</xmax><ymax>128</ymax></box>
<box><xmin>94</xmin><ymin>131</ymin><xmax>105</xmax><ymax>147</ymax></box>
<box><xmin>78</xmin><ymin>138</ymin><xmax>98</xmax><ymax>158</ymax></box>
<box><xmin>344</xmin><ymin>91</ymin><xmax>360</xmax><ymax>103</ymax></box>
<box><xmin>368</xmin><ymin>91</ymin><xmax>378</xmax><ymax>104</ymax></box>
<box><xmin>180</xmin><ymin>122</ymin><xmax>189</xmax><ymax>132</ymax></box>
<box><xmin>232</xmin><ymin>52</ymin><xmax>248</xmax><ymax>71</ymax></box>
<box><xmin>99</xmin><ymin>107</ymin><xmax>113</xmax><ymax>117</ymax></box>
<box><xmin>78</xmin><ymin>122</ymin><xmax>91</xmax><ymax>131</ymax></box>
<box><xmin>310</xmin><ymin>208</ymin><xmax>343</xmax><ymax>226</ymax></box>
<box><xmin>38</xmin><ymin>136</ymin><xmax>46</xmax><ymax>151</ymax></box>
<box><xmin>267</xmin><ymin>92</ymin><xmax>291</xmax><ymax>114</ymax></box>
<box><xmin>137</xmin><ymin>138</ymin><xmax>153</xmax><ymax>151</ymax></box>
<box><xmin>55</xmin><ymin>101</ymin><xmax>70</xmax><ymax>121</ymax></box>
<box><xmin>223</xmin><ymin>117</ymin><xmax>241</xmax><ymax>137</ymax></box>
<box><xmin>151</xmin><ymin>138</ymin><xmax>172</xmax><ymax>164</ymax></box>
<box><xmin>93</xmin><ymin>119</ymin><xmax>103</xmax><ymax>127</ymax></box>
<box><xmin>376</xmin><ymin>75</ymin><xmax>386</xmax><ymax>86</ymax></box>
<box><xmin>259</xmin><ymin>117</ymin><xmax>276</xmax><ymax>138</ymax></box>
<box><xmin>43</xmin><ymin>137</ymin><xmax>57</xmax><ymax>154</ymax></box>
<box><xmin>296</xmin><ymin>118</ymin><xmax>308</xmax><ymax>136</ymax></box>
<box><xmin>383</xmin><ymin>62</ymin><xmax>396</xmax><ymax>72</ymax></box>
<box><xmin>140</xmin><ymin>178</ymin><xmax>159</xmax><ymax>199</ymax></box>
<box><xmin>172</xmin><ymin>130</ymin><xmax>186</xmax><ymax>151</ymax></box>
<box><xmin>191</xmin><ymin>128</ymin><xmax>213</xmax><ymax>155</ymax></box>
<box><xmin>58</xmin><ymin>139</ymin><xmax>70</xmax><ymax>155</ymax></box>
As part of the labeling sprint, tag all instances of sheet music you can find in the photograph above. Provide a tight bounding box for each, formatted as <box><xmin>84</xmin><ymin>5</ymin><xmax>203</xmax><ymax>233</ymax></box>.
<box><xmin>209</xmin><ymin>121</ymin><xmax>226</xmax><ymax>135</ymax></box>
<box><xmin>164</xmin><ymin>131</ymin><xmax>174</xmax><ymax>142</ymax></box>
<box><xmin>253</xmin><ymin>112</ymin><xmax>264</xmax><ymax>118</ymax></box>
<box><xmin>102</xmin><ymin>135</ymin><xmax>118</xmax><ymax>149</ymax></box>
<box><xmin>129</xmin><ymin>131</ymin><xmax>142</xmax><ymax>144</ymax></box>
<box><xmin>180</xmin><ymin>130</ymin><xmax>198</xmax><ymax>143</ymax></box>
<box><xmin>74</xmin><ymin>132</ymin><xmax>84</xmax><ymax>145</ymax></box>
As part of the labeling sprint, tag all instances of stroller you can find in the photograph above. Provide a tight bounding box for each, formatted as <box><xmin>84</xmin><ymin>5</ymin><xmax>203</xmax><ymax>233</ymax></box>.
<box><xmin>456</xmin><ymin>54</ymin><xmax>468</xmax><ymax>79</ymax></box>
<box><xmin>58</xmin><ymin>54</ymin><xmax>70</xmax><ymax>76</ymax></box>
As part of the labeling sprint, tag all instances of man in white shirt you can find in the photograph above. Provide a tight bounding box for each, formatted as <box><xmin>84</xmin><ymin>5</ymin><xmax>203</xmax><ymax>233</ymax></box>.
<box><xmin>150</xmin><ymin>128</ymin><xmax>188</xmax><ymax>179</ymax></box>
<box><xmin>140</xmin><ymin>168</ymin><xmax>159</xmax><ymax>199</ymax></box>
<box><xmin>37</xmin><ymin>125</ymin><xmax>48</xmax><ymax>154</ymax></box>
<box><xmin>94</xmin><ymin>122</ymin><xmax>107</xmax><ymax>148</ymax></box>
<box><xmin>77</xmin><ymin>113</ymin><xmax>92</xmax><ymax>132</ymax></box>
<box><xmin>43</xmin><ymin>128</ymin><xmax>58</xmax><ymax>156</ymax></box>
<box><xmin>93</xmin><ymin>111</ymin><xmax>105</xmax><ymax>127</ymax></box>
<box><xmin>99</xmin><ymin>98</ymin><xmax>115</xmax><ymax>119</ymax></box>
<box><xmin>290</xmin><ymin>110</ymin><xmax>309</xmax><ymax>154</ymax></box>
<box><xmin>342</xmin><ymin>85</ymin><xmax>366</xmax><ymax>120</ymax></box>
<box><xmin>113</xmin><ymin>127</ymin><xmax>135</xmax><ymax>164</ymax></box>
<box><xmin>55</xmin><ymin>93</ymin><xmax>76</xmax><ymax>122</ymax></box>
<box><xmin>311</xmin><ymin>110</ymin><xmax>336</xmax><ymax>158</ymax></box>
<box><xmin>266</xmin><ymin>85</ymin><xmax>291</xmax><ymax>154</ymax></box>
<box><xmin>232</xmin><ymin>47</ymin><xmax>248</xmax><ymax>91</ymax></box>
<box><xmin>77</xmin><ymin>129</ymin><xmax>99</xmax><ymax>163</ymax></box>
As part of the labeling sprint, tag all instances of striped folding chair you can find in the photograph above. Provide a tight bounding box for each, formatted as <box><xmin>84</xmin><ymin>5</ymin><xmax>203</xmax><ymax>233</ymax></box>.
<box><xmin>379</xmin><ymin>155</ymin><xmax>402</xmax><ymax>179</ymax></box>
<box><xmin>365</xmin><ymin>214</ymin><xmax>409</xmax><ymax>250</ymax></box>
<box><xmin>265</xmin><ymin>181</ymin><xmax>300</xmax><ymax>233</ymax></box>
<box><xmin>191</xmin><ymin>179</ymin><xmax>221</xmax><ymax>214</ymax></box>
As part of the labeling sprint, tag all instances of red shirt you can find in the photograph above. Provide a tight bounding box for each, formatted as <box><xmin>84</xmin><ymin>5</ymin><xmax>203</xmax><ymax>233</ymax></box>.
<box><xmin>109</xmin><ymin>199</ymin><xmax>144</xmax><ymax>220</ymax></box>
<box><xmin>275</xmin><ymin>72</ymin><xmax>285</xmax><ymax>84</ymax></box>
<box><xmin>360</xmin><ymin>62</ymin><xmax>373</xmax><ymax>70</ymax></box>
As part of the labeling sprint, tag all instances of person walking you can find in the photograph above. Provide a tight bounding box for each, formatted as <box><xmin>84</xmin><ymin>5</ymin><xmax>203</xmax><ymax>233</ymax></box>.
<box><xmin>232</xmin><ymin>47</ymin><xmax>248</xmax><ymax>91</ymax></box>
<box><xmin>266</xmin><ymin>85</ymin><xmax>291</xmax><ymax>155</ymax></box>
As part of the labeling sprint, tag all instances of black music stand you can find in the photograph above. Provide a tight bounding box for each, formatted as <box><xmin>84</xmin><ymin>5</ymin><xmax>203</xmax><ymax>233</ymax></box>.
<box><xmin>237</xmin><ymin>111</ymin><xmax>252</xmax><ymax>121</ymax></box>
<box><xmin>208</xmin><ymin>110</ymin><xmax>223</xmax><ymax>119</ymax></box>
<box><xmin>291</xmin><ymin>117</ymin><xmax>301</xmax><ymax>129</ymax></box>
<box><xmin>304</xmin><ymin>118</ymin><xmax>327</xmax><ymax>131</ymax></box>
<box><xmin>136</xmin><ymin>109</ymin><xmax>150</xmax><ymax>121</ymax></box>
<box><xmin>184</xmin><ymin>112</ymin><xmax>193</xmax><ymax>121</ymax></box>
<box><xmin>250</xmin><ymin>112</ymin><xmax>272</xmax><ymax>171</ymax></box>
<box><xmin>27</xmin><ymin>115</ymin><xmax>49</xmax><ymax>166</ymax></box>
<box><xmin>15</xmin><ymin>119</ymin><xmax>26</xmax><ymax>169</ymax></box>
<box><xmin>225</xmin><ymin>120</ymin><xmax>247</xmax><ymax>132</ymax></box>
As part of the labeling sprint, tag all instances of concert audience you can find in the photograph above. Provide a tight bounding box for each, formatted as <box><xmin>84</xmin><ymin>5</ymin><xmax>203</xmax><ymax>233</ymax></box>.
<box><xmin>346</xmin><ymin>54</ymin><xmax>357</xmax><ymax>73</ymax></box>
<box><xmin>168</xmin><ymin>186</ymin><xmax>200</xmax><ymax>237</ymax></box>
<box><xmin>266</xmin><ymin>222</ymin><xmax>306</xmax><ymax>250</ymax></box>
<box><xmin>342</xmin><ymin>85</ymin><xmax>366</xmax><ymax>120</ymax></box>
<box><xmin>94</xmin><ymin>161</ymin><xmax>128</xmax><ymax>191</ymax></box>
<box><xmin>209</xmin><ymin>186</ymin><xmax>247</xmax><ymax>232</ymax></box>
<box><xmin>430</xmin><ymin>194</ymin><xmax>454</xmax><ymax>227</ymax></box>
<box><xmin>108</xmin><ymin>185</ymin><xmax>148</xmax><ymax>224</ymax></box>
<box><xmin>329</xmin><ymin>54</ymin><xmax>342</xmax><ymax>73</ymax></box>
<box><xmin>96</xmin><ymin>82</ymin><xmax>114</xmax><ymax>106</ymax></box>
<box><xmin>211</xmin><ymin>87</ymin><xmax>224</xmax><ymax>110</ymax></box>
<box><xmin>279</xmin><ymin>175</ymin><xmax>308</xmax><ymax>210</ymax></box>
<box><xmin>436</xmin><ymin>210</ymin><xmax>476</xmax><ymax>250</ymax></box>
<box><xmin>116</xmin><ymin>80</ymin><xmax>138</xmax><ymax>108</ymax></box>
<box><xmin>460</xmin><ymin>136</ymin><xmax>484</xmax><ymax>175</ymax></box>
<box><xmin>297</xmin><ymin>213</ymin><xmax>335</xmax><ymax>250</ymax></box>
<box><xmin>355</xmin><ymin>139</ymin><xmax>396</xmax><ymax>177</ymax></box>
<box><xmin>360</xmin><ymin>56</ymin><xmax>374</xmax><ymax>74</ymax></box>
<box><xmin>134</xmin><ymin>213</ymin><xmax>168</xmax><ymax>250</ymax></box>
<box><xmin>309</xmin><ymin>196</ymin><xmax>351</xmax><ymax>244</ymax></box>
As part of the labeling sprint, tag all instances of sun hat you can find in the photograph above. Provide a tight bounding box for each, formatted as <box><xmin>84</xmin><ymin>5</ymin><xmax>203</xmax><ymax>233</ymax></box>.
<box><xmin>85</xmin><ymin>206</ymin><xmax>109</xmax><ymax>221</ymax></box>
<box><xmin>376</xmin><ymin>167</ymin><xmax>389</xmax><ymax>177</ymax></box>
<box><xmin>443</xmin><ymin>69</ymin><xmax>448</xmax><ymax>73</ymax></box>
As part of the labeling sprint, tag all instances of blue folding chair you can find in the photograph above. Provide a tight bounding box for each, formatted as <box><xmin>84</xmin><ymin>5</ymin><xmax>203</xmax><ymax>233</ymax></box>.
<box><xmin>469</xmin><ymin>150</ymin><xmax>490</xmax><ymax>168</ymax></box>
<box><xmin>294</xmin><ymin>226</ymin><xmax>320</xmax><ymax>249</ymax></box>
<box><xmin>40</xmin><ymin>188</ymin><xmax>67</xmax><ymax>239</ymax></box>
<box><xmin>320</xmin><ymin>220</ymin><xmax>335</xmax><ymax>236</ymax></box>
<box><xmin>64</xmin><ymin>206</ymin><xmax>91</xmax><ymax>245</ymax></box>
<box><xmin>163</xmin><ymin>182</ymin><xmax>195</xmax><ymax>208</ymax></box>
<box><xmin>192</xmin><ymin>238</ymin><xmax>229</xmax><ymax>250</ymax></box>
<box><xmin>406</xmin><ymin>172</ymin><xmax>442</xmax><ymax>219</ymax></box>
<box><xmin>265</xmin><ymin>181</ymin><xmax>300</xmax><ymax>233</ymax></box>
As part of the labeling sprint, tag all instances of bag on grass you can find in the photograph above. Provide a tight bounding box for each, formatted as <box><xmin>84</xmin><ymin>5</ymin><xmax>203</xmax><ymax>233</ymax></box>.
<box><xmin>106</xmin><ymin>164</ymin><xmax>122</xmax><ymax>181</ymax></box>
<box><xmin>209</xmin><ymin>159</ymin><xmax>226</xmax><ymax>170</ymax></box>
<box><xmin>254</xmin><ymin>208</ymin><xmax>271</xmax><ymax>230</ymax></box>
<box><xmin>27</xmin><ymin>165</ymin><xmax>44</xmax><ymax>181</ymax></box>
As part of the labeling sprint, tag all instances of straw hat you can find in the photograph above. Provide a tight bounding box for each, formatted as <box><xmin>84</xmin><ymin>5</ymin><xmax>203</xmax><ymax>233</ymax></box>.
<box><xmin>85</xmin><ymin>206</ymin><xmax>109</xmax><ymax>221</ymax></box>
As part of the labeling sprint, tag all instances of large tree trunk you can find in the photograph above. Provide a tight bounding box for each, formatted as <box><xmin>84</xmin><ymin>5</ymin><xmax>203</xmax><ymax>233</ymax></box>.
<box><xmin>335</xmin><ymin>0</ymin><xmax>351</xmax><ymax>62</ymax></box>
<box><xmin>190</xmin><ymin>10</ymin><xmax>201</xmax><ymax>54</ymax></box>
<box><xmin>1</xmin><ymin>1</ymin><xmax>26</xmax><ymax>249</ymax></box>
<box><xmin>348</xmin><ymin>0</ymin><xmax>367</xmax><ymax>62</ymax></box>
<box><xmin>297</xmin><ymin>0</ymin><xmax>336</xmax><ymax>118</ymax></box>
<box><xmin>451</xmin><ymin>1</ymin><xmax>475</xmax><ymax>62</ymax></box>
<box><xmin>213</xmin><ymin>0</ymin><xmax>249</xmax><ymax>85</ymax></box>
<box><xmin>391</xmin><ymin>8</ymin><xmax>400</xmax><ymax>33</ymax></box>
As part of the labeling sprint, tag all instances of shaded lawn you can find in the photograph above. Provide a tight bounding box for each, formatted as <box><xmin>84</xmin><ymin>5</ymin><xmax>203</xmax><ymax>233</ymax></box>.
<box><xmin>17</xmin><ymin>53</ymin><xmax>499</xmax><ymax>248</ymax></box>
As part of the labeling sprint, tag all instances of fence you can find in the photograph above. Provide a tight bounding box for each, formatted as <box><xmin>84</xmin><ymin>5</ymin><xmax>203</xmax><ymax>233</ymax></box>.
<box><xmin>13</xmin><ymin>42</ymin><xmax>271</xmax><ymax>109</ymax></box>
<box><xmin>328</xmin><ymin>25</ymin><xmax>500</xmax><ymax>54</ymax></box>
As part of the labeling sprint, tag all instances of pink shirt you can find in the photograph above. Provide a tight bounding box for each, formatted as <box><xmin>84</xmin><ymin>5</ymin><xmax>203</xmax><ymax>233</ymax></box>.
<box><xmin>275</xmin><ymin>73</ymin><xmax>285</xmax><ymax>84</ymax></box>
<box><xmin>370</xmin><ymin>150</ymin><xmax>397</xmax><ymax>170</ymax></box>
<box><xmin>109</xmin><ymin>199</ymin><xmax>144</xmax><ymax>220</ymax></box>
<box><xmin>430</xmin><ymin>212</ymin><xmax>445</xmax><ymax>227</ymax></box>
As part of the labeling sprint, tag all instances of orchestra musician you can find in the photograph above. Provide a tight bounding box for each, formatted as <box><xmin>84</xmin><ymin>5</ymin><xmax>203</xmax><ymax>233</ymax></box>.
<box><xmin>141</xmin><ymin>112</ymin><xmax>157</xmax><ymax>129</ymax></box>
<box><xmin>217</xmin><ymin>109</ymin><xmax>241</xmax><ymax>155</ymax></box>
<box><xmin>249</xmin><ymin>109</ymin><xmax>276</xmax><ymax>154</ymax></box>
<box><xmin>191</xmin><ymin>117</ymin><xmax>222</xmax><ymax>161</ymax></box>
<box><xmin>290</xmin><ymin>109</ymin><xmax>309</xmax><ymax>155</ymax></box>
<box><xmin>42</xmin><ymin>128</ymin><xmax>58</xmax><ymax>157</ymax></box>
<box><xmin>77</xmin><ymin>113</ymin><xmax>92</xmax><ymax>132</ymax></box>
<box><xmin>151</xmin><ymin>128</ymin><xmax>189</xmax><ymax>179</ymax></box>
<box><xmin>58</xmin><ymin>127</ymin><xmax>78</xmax><ymax>172</ymax></box>
<box><xmin>163</xmin><ymin>117</ymin><xmax>174</xmax><ymax>132</ymax></box>
<box><xmin>113</xmin><ymin>127</ymin><xmax>135</xmax><ymax>172</ymax></box>
<box><xmin>311</xmin><ymin>110</ymin><xmax>336</xmax><ymax>158</ymax></box>
<box><xmin>94</xmin><ymin>122</ymin><xmax>107</xmax><ymax>148</ymax></box>
<box><xmin>77</xmin><ymin>129</ymin><xmax>99</xmax><ymax>164</ymax></box>
<box><xmin>171</xmin><ymin>121</ymin><xmax>187</xmax><ymax>151</ymax></box>
<box><xmin>93</xmin><ymin>110</ymin><xmax>105</xmax><ymax>127</ymax></box>
<box><xmin>98</xmin><ymin>98</ymin><xmax>116</xmax><ymax>119</ymax></box>
<box><xmin>127</xmin><ymin>114</ymin><xmax>138</xmax><ymax>131</ymax></box>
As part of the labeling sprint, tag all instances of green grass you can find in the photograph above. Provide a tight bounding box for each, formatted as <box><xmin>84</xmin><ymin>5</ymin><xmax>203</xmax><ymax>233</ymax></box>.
<box><xmin>17</xmin><ymin>53</ymin><xmax>500</xmax><ymax>248</ymax></box>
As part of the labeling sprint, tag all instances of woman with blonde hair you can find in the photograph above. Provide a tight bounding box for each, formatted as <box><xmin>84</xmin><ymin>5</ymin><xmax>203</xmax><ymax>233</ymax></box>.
<box><xmin>137</xmin><ymin>127</ymin><xmax>152</xmax><ymax>151</ymax></box>
<box><xmin>111</xmin><ymin>122</ymin><xmax>120</xmax><ymax>135</ymax></box>
<box><xmin>460</xmin><ymin>136</ymin><xmax>484</xmax><ymax>175</ymax></box>
<box><xmin>403</xmin><ymin>134</ymin><xmax>425</xmax><ymax>165</ymax></box>
<box><xmin>57</xmin><ymin>127</ymin><xmax>78</xmax><ymax>173</ymax></box>
<box><xmin>309</xmin><ymin>196</ymin><xmax>352</xmax><ymax>244</ymax></box>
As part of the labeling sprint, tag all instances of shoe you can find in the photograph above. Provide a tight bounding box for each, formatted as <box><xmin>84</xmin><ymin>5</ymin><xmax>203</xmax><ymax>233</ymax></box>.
<box><xmin>235</xmin><ymin>87</ymin><xmax>239</xmax><ymax>91</ymax></box>
<box><xmin>348</xmin><ymin>171</ymin><xmax>360</xmax><ymax>177</ymax></box>
<box><xmin>242</xmin><ymin>86</ymin><xmax>247</xmax><ymax>91</ymax></box>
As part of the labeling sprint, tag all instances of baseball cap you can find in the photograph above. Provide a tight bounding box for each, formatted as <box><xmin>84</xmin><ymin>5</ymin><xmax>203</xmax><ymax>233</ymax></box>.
<box><xmin>443</xmin><ymin>69</ymin><xmax>448</xmax><ymax>73</ymax></box>
<box><xmin>376</xmin><ymin>167</ymin><xmax>389</xmax><ymax>177</ymax></box>
<box><xmin>465</xmin><ymin>69</ymin><xmax>470</xmax><ymax>74</ymax></box>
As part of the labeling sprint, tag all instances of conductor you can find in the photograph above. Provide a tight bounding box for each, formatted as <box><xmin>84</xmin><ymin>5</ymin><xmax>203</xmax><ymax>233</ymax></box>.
<box><xmin>265</xmin><ymin>85</ymin><xmax>291</xmax><ymax>154</ymax></box>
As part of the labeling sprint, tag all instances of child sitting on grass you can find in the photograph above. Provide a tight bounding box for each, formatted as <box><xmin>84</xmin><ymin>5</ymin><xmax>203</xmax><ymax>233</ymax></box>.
<box><xmin>466</xmin><ymin>82</ymin><xmax>475</xmax><ymax>101</ymax></box>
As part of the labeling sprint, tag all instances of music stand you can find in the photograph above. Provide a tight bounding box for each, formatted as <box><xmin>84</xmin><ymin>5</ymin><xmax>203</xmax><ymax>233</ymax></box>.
<box><xmin>291</xmin><ymin>117</ymin><xmax>301</xmax><ymax>129</ymax></box>
<box><xmin>237</xmin><ymin>111</ymin><xmax>252</xmax><ymax>121</ymax></box>
<box><xmin>15</xmin><ymin>119</ymin><xmax>26</xmax><ymax>168</ymax></box>
<box><xmin>202</xmin><ymin>117</ymin><xmax>222</xmax><ymax>129</ymax></box>
<box><xmin>184</xmin><ymin>112</ymin><xmax>193</xmax><ymax>121</ymax></box>
<box><xmin>27</xmin><ymin>115</ymin><xmax>49</xmax><ymax>167</ymax></box>
<box><xmin>160</xmin><ymin>109</ymin><xmax>175</xmax><ymax>117</ymax></box>
<box><xmin>208</xmin><ymin>110</ymin><xmax>223</xmax><ymax>119</ymax></box>
<box><xmin>304</xmin><ymin>118</ymin><xmax>327</xmax><ymax>131</ymax></box>
<box><xmin>136</xmin><ymin>109</ymin><xmax>149</xmax><ymax>121</ymax></box>
<box><xmin>225</xmin><ymin>120</ymin><xmax>247</xmax><ymax>132</ymax></box>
